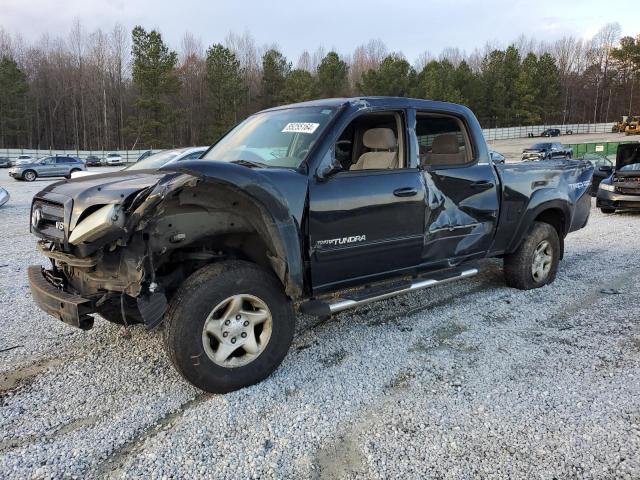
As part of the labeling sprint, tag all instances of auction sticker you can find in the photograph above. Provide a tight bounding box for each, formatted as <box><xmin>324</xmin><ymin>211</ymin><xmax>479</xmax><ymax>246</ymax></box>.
<box><xmin>282</xmin><ymin>122</ymin><xmax>320</xmax><ymax>134</ymax></box>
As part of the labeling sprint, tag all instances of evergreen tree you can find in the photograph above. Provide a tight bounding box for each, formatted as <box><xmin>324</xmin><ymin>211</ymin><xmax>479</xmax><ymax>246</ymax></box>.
<box><xmin>358</xmin><ymin>55</ymin><xmax>416</xmax><ymax>96</ymax></box>
<box><xmin>261</xmin><ymin>49</ymin><xmax>290</xmax><ymax>108</ymax></box>
<box><xmin>452</xmin><ymin>60</ymin><xmax>481</xmax><ymax>111</ymax></box>
<box><xmin>515</xmin><ymin>53</ymin><xmax>541</xmax><ymax>125</ymax></box>
<box><xmin>479</xmin><ymin>50</ymin><xmax>508</xmax><ymax>126</ymax></box>
<box><xmin>415</xmin><ymin>59</ymin><xmax>464</xmax><ymax>103</ymax></box>
<box><xmin>283</xmin><ymin>69</ymin><xmax>318</xmax><ymax>103</ymax></box>
<box><xmin>0</xmin><ymin>56</ymin><xmax>29</xmax><ymax>148</ymax></box>
<box><xmin>129</xmin><ymin>26</ymin><xmax>180</xmax><ymax>147</ymax></box>
<box><xmin>317</xmin><ymin>52</ymin><xmax>349</xmax><ymax>97</ymax></box>
<box><xmin>536</xmin><ymin>53</ymin><xmax>562</xmax><ymax>123</ymax></box>
<box><xmin>205</xmin><ymin>43</ymin><xmax>245</xmax><ymax>140</ymax></box>
<box><xmin>502</xmin><ymin>45</ymin><xmax>521</xmax><ymax>117</ymax></box>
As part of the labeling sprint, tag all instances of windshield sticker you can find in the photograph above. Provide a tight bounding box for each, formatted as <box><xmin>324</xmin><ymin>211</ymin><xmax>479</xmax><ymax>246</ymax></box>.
<box><xmin>282</xmin><ymin>122</ymin><xmax>320</xmax><ymax>134</ymax></box>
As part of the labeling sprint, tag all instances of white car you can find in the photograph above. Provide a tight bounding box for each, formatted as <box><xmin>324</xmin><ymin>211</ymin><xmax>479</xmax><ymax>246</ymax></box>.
<box><xmin>71</xmin><ymin>147</ymin><xmax>207</xmax><ymax>178</ymax></box>
<box><xmin>104</xmin><ymin>153</ymin><xmax>124</xmax><ymax>166</ymax></box>
<box><xmin>13</xmin><ymin>154</ymin><xmax>33</xmax><ymax>166</ymax></box>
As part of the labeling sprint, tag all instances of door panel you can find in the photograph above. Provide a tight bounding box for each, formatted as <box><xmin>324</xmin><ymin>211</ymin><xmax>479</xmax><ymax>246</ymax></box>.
<box><xmin>308</xmin><ymin>170</ymin><xmax>426</xmax><ymax>291</ymax></box>
<box><xmin>421</xmin><ymin>163</ymin><xmax>499</xmax><ymax>262</ymax></box>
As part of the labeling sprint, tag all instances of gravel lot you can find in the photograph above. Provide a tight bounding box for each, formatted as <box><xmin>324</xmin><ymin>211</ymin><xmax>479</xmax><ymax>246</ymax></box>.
<box><xmin>0</xmin><ymin>165</ymin><xmax>639</xmax><ymax>479</ymax></box>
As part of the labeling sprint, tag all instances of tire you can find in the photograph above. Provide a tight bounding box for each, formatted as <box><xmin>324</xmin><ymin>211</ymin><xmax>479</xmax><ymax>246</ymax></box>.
<box><xmin>164</xmin><ymin>260</ymin><xmax>295</xmax><ymax>393</ymax></box>
<box><xmin>97</xmin><ymin>296</ymin><xmax>144</xmax><ymax>325</ymax></box>
<box><xmin>23</xmin><ymin>170</ymin><xmax>37</xmax><ymax>182</ymax></box>
<box><xmin>503</xmin><ymin>221</ymin><xmax>561</xmax><ymax>290</ymax></box>
<box><xmin>600</xmin><ymin>208</ymin><xmax>616</xmax><ymax>214</ymax></box>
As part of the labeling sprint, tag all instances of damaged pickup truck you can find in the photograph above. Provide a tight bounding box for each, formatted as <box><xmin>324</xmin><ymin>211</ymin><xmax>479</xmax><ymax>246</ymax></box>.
<box><xmin>28</xmin><ymin>97</ymin><xmax>594</xmax><ymax>393</ymax></box>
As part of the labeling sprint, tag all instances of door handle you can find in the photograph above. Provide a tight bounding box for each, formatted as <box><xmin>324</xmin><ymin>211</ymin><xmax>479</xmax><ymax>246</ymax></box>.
<box><xmin>469</xmin><ymin>180</ymin><xmax>494</xmax><ymax>189</ymax></box>
<box><xmin>393</xmin><ymin>187</ymin><xmax>418</xmax><ymax>197</ymax></box>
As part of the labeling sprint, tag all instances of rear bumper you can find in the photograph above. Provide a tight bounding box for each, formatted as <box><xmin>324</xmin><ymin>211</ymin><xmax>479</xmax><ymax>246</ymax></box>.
<box><xmin>28</xmin><ymin>265</ymin><xmax>95</xmax><ymax>329</ymax></box>
<box><xmin>596</xmin><ymin>190</ymin><xmax>640</xmax><ymax>210</ymax></box>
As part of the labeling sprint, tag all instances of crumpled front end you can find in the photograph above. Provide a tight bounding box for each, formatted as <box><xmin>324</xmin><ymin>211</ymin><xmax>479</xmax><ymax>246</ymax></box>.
<box><xmin>28</xmin><ymin>172</ymin><xmax>194</xmax><ymax>329</ymax></box>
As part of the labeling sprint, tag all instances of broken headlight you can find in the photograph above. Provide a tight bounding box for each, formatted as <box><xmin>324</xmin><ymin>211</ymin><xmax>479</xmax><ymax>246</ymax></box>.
<box><xmin>68</xmin><ymin>204</ymin><xmax>125</xmax><ymax>245</ymax></box>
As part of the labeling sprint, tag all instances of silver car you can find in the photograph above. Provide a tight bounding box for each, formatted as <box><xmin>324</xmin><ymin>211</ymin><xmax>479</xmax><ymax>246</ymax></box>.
<box><xmin>8</xmin><ymin>155</ymin><xmax>87</xmax><ymax>182</ymax></box>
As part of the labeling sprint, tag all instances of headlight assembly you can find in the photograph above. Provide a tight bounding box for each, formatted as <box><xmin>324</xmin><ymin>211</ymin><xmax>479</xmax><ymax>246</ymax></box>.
<box><xmin>69</xmin><ymin>204</ymin><xmax>124</xmax><ymax>244</ymax></box>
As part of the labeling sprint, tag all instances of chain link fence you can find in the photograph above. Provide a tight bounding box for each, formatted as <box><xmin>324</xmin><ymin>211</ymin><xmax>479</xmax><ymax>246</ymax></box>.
<box><xmin>482</xmin><ymin>122</ymin><xmax>613</xmax><ymax>141</ymax></box>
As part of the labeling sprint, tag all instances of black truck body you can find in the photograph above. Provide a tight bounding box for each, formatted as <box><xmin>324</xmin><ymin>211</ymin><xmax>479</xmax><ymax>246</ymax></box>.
<box><xmin>27</xmin><ymin>97</ymin><xmax>593</xmax><ymax>392</ymax></box>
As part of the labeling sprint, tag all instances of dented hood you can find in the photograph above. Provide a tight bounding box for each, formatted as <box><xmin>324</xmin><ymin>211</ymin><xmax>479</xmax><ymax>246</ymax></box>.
<box><xmin>37</xmin><ymin>170</ymin><xmax>168</xmax><ymax>230</ymax></box>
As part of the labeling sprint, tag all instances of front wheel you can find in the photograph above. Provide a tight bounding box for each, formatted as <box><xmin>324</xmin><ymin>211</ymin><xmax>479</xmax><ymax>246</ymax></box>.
<box><xmin>23</xmin><ymin>170</ymin><xmax>37</xmax><ymax>182</ymax></box>
<box><xmin>503</xmin><ymin>222</ymin><xmax>561</xmax><ymax>290</ymax></box>
<box><xmin>163</xmin><ymin>260</ymin><xmax>295</xmax><ymax>393</ymax></box>
<box><xmin>600</xmin><ymin>208</ymin><xmax>616</xmax><ymax>214</ymax></box>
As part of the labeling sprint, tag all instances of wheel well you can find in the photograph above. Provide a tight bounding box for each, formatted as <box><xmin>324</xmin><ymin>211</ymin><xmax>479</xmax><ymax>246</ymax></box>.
<box><xmin>144</xmin><ymin>183</ymin><xmax>292</xmax><ymax>296</ymax></box>
<box><xmin>534</xmin><ymin>208</ymin><xmax>565</xmax><ymax>258</ymax></box>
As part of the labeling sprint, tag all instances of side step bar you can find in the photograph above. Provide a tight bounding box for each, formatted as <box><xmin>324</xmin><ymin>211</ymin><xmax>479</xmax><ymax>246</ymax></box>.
<box><xmin>299</xmin><ymin>267</ymin><xmax>478</xmax><ymax>317</ymax></box>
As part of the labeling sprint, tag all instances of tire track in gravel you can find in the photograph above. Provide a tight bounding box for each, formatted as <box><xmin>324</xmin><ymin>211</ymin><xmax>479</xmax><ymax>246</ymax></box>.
<box><xmin>93</xmin><ymin>393</ymin><xmax>210</xmax><ymax>479</ymax></box>
<box><xmin>91</xmin><ymin>253</ymin><xmax>640</xmax><ymax>476</ymax></box>
<box><xmin>101</xmin><ymin>257</ymin><xmax>619</xmax><ymax>476</ymax></box>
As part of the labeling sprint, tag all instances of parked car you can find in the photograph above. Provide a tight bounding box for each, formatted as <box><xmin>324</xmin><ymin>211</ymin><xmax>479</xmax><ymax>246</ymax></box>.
<box><xmin>522</xmin><ymin>142</ymin><xmax>573</xmax><ymax>161</ymax></box>
<box><xmin>578</xmin><ymin>153</ymin><xmax>615</xmax><ymax>195</ymax></box>
<box><xmin>137</xmin><ymin>150</ymin><xmax>154</xmax><ymax>162</ymax></box>
<box><xmin>127</xmin><ymin>147</ymin><xmax>207</xmax><ymax>170</ymax></box>
<box><xmin>12</xmin><ymin>154</ymin><xmax>33</xmax><ymax>166</ymax></box>
<box><xmin>27</xmin><ymin>97</ymin><xmax>593</xmax><ymax>393</ymax></box>
<box><xmin>489</xmin><ymin>150</ymin><xmax>506</xmax><ymax>164</ymax></box>
<box><xmin>104</xmin><ymin>153</ymin><xmax>124</xmax><ymax>166</ymax></box>
<box><xmin>0</xmin><ymin>157</ymin><xmax>10</xmax><ymax>168</ymax></box>
<box><xmin>71</xmin><ymin>147</ymin><xmax>208</xmax><ymax>178</ymax></box>
<box><xmin>8</xmin><ymin>155</ymin><xmax>87</xmax><ymax>181</ymax></box>
<box><xmin>0</xmin><ymin>187</ymin><xmax>9</xmax><ymax>207</ymax></box>
<box><xmin>85</xmin><ymin>155</ymin><xmax>102</xmax><ymax>167</ymax></box>
<box><xmin>541</xmin><ymin>128</ymin><xmax>561</xmax><ymax>137</ymax></box>
<box><xmin>596</xmin><ymin>142</ymin><xmax>640</xmax><ymax>213</ymax></box>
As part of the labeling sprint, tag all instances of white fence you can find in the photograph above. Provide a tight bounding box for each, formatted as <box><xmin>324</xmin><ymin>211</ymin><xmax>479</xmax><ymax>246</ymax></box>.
<box><xmin>0</xmin><ymin>122</ymin><xmax>616</xmax><ymax>160</ymax></box>
<box><xmin>0</xmin><ymin>149</ymin><xmax>161</xmax><ymax>164</ymax></box>
<box><xmin>482</xmin><ymin>122</ymin><xmax>612</xmax><ymax>141</ymax></box>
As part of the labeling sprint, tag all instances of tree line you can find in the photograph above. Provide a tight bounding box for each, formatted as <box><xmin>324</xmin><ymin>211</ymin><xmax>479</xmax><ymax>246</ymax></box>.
<box><xmin>0</xmin><ymin>22</ymin><xmax>638</xmax><ymax>150</ymax></box>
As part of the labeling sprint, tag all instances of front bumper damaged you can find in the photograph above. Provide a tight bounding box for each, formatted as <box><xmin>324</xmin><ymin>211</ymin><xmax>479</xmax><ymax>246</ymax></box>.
<box><xmin>28</xmin><ymin>265</ymin><xmax>95</xmax><ymax>330</ymax></box>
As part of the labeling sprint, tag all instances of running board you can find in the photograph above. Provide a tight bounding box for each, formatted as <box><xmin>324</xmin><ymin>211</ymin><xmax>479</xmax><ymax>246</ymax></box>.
<box><xmin>299</xmin><ymin>267</ymin><xmax>479</xmax><ymax>317</ymax></box>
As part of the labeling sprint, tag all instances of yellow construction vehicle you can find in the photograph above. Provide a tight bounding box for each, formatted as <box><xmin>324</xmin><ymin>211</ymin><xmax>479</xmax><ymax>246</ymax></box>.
<box><xmin>625</xmin><ymin>116</ymin><xmax>640</xmax><ymax>135</ymax></box>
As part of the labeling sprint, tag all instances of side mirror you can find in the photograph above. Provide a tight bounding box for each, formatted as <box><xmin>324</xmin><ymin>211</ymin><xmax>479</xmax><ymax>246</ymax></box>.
<box><xmin>316</xmin><ymin>151</ymin><xmax>343</xmax><ymax>181</ymax></box>
<box><xmin>599</xmin><ymin>165</ymin><xmax>613</xmax><ymax>173</ymax></box>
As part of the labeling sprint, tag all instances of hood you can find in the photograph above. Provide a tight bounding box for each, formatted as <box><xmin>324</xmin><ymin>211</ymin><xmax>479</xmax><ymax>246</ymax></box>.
<box><xmin>36</xmin><ymin>170</ymin><xmax>168</xmax><ymax>230</ymax></box>
<box><xmin>616</xmin><ymin>142</ymin><xmax>640</xmax><ymax>172</ymax></box>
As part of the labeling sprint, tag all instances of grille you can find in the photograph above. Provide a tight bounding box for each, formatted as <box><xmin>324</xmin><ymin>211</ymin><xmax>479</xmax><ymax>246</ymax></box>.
<box><xmin>32</xmin><ymin>199</ymin><xmax>65</xmax><ymax>241</ymax></box>
<box><xmin>614</xmin><ymin>177</ymin><xmax>640</xmax><ymax>195</ymax></box>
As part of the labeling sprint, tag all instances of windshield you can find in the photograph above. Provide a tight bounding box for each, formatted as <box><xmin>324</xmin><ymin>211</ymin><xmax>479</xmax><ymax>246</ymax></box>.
<box><xmin>620</xmin><ymin>163</ymin><xmax>640</xmax><ymax>172</ymax></box>
<box><xmin>532</xmin><ymin>143</ymin><xmax>550</xmax><ymax>149</ymax></box>
<box><xmin>126</xmin><ymin>150</ymin><xmax>182</xmax><ymax>170</ymax></box>
<box><xmin>201</xmin><ymin>106</ymin><xmax>337</xmax><ymax>168</ymax></box>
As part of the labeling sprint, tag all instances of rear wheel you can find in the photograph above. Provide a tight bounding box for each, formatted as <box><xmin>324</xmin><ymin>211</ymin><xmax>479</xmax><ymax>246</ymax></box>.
<box><xmin>503</xmin><ymin>222</ymin><xmax>561</xmax><ymax>290</ymax></box>
<box><xmin>600</xmin><ymin>207</ymin><xmax>616</xmax><ymax>214</ymax></box>
<box><xmin>67</xmin><ymin>168</ymin><xmax>81</xmax><ymax>179</ymax></box>
<box><xmin>164</xmin><ymin>260</ymin><xmax>295</xmax><ymax>393</ymax></box>
<box><xmin>23</xmin><ymin>170</ymin><xmax>37</xmax><ymax>182</ymax></box>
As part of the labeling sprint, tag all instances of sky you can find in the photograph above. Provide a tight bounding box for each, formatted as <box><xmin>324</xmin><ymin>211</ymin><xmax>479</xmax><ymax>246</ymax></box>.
<box><xmin>1</xmin><ymin>0</ymin><xmax>637</xmax><ymax>62</ymax></box>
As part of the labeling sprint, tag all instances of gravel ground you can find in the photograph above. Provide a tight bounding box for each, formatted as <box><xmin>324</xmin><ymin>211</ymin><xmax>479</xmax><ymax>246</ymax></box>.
<box><xmin>0</xmin><ymin>167</ymin><xmax>639</xmax><ymax>479</ymax></box>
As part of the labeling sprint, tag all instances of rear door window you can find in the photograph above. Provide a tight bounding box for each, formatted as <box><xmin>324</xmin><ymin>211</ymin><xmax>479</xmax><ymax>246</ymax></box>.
<box><xmin>416</xmin><ymin>114</ymin><xmax>473</xmax><ymax>168</ymax></box>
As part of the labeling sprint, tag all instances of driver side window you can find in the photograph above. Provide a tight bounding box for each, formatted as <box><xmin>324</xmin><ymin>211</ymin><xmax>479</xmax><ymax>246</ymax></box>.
<box><xmin>333</xmin><ymin>111</ymin><xmax>405</xmax><ymax>171</ymax></box>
